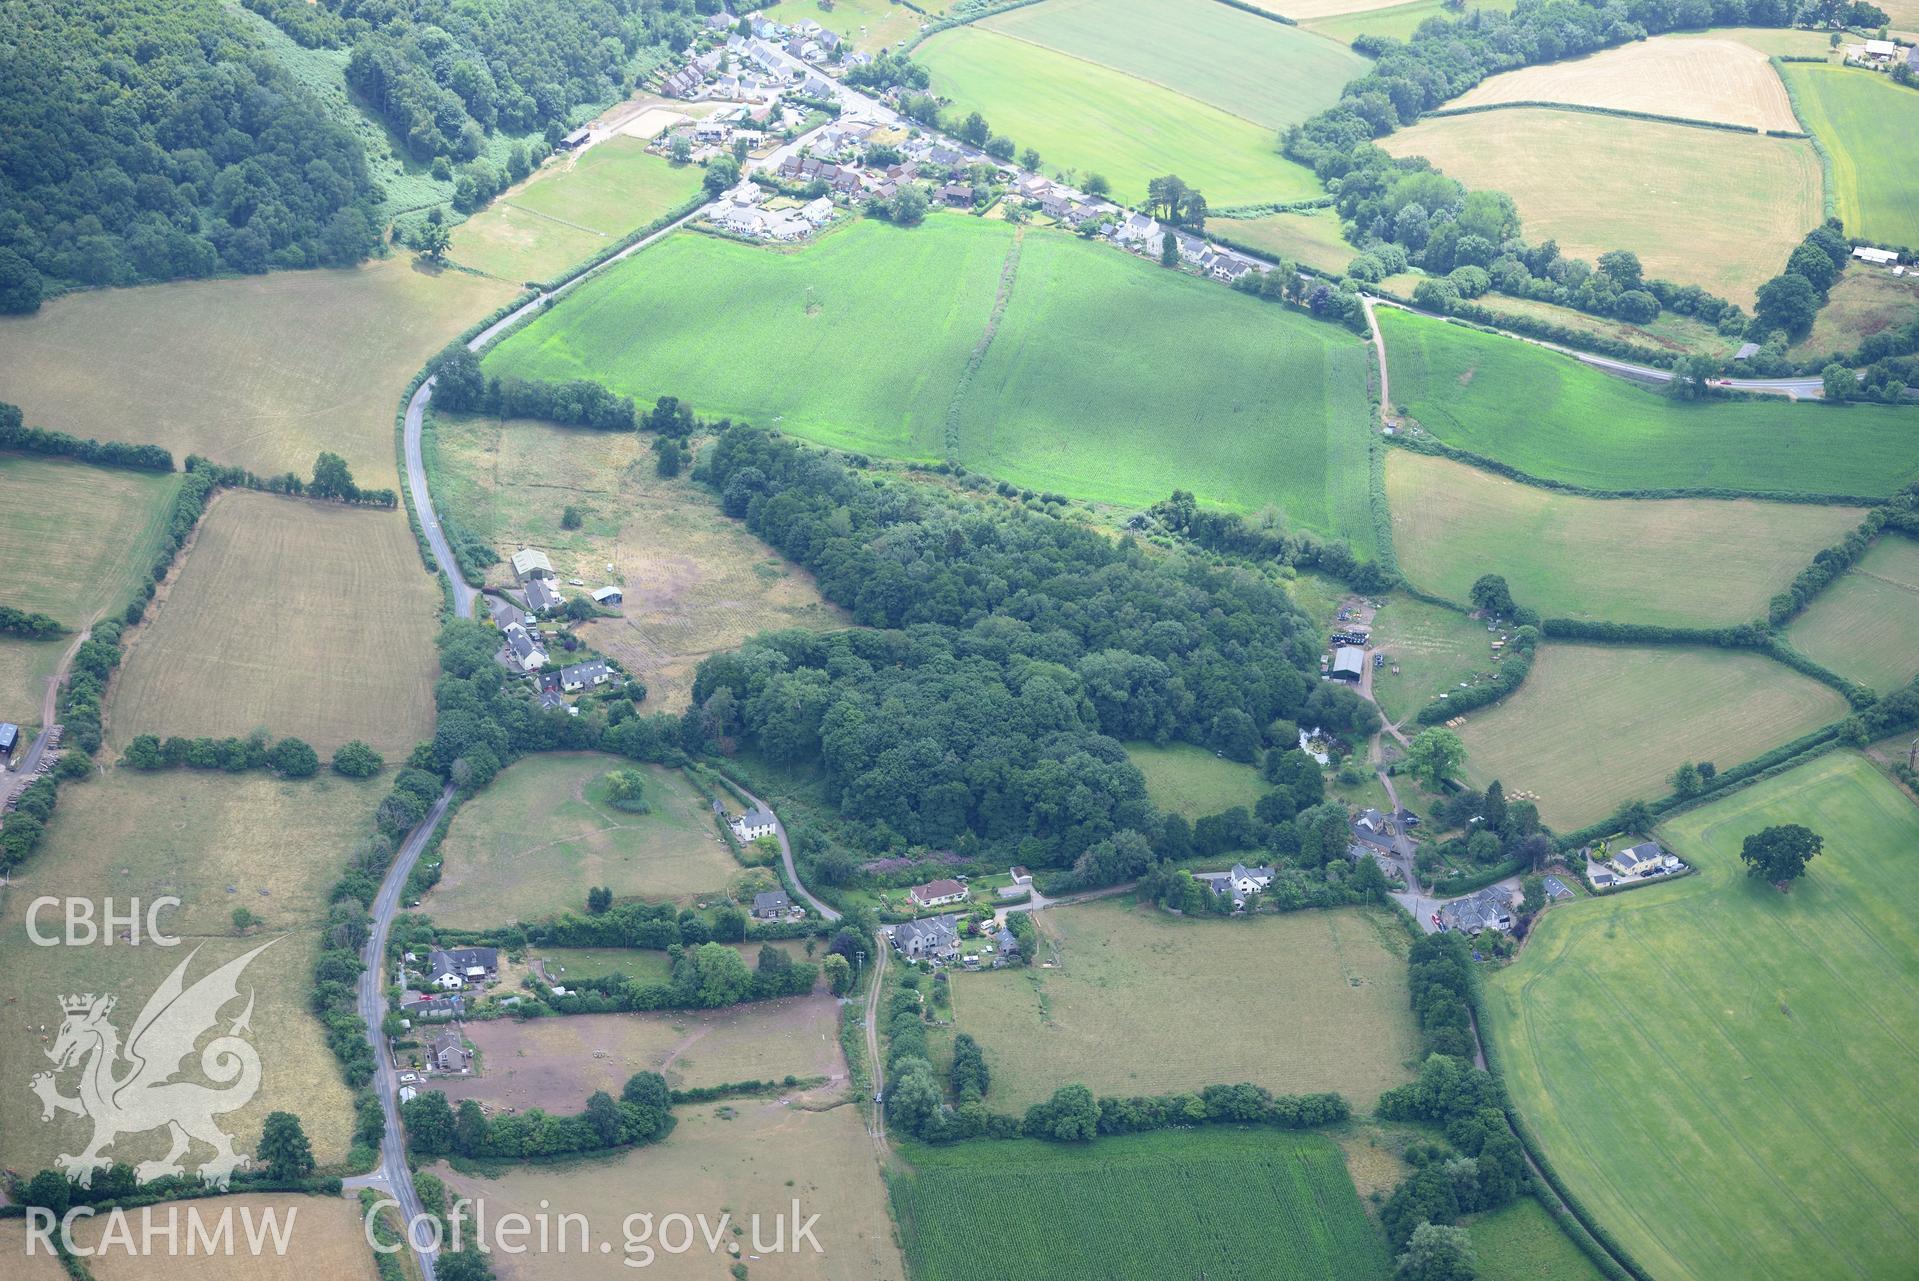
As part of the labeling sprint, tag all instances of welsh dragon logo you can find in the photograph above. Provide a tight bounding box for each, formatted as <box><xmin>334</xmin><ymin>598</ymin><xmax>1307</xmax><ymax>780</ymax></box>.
<box><xmin>30</xmin><ymin>940</ymin><xmax>275</xmax><ymax>1187</ymax></box>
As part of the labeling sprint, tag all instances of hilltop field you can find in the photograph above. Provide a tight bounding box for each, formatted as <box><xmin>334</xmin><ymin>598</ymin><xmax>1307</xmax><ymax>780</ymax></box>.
<box><xmin>1484</xmin><ymin>753</ymin><xmax>1919</xmax><ymax>1281</ymax></box>
<box><xmin>484</xmin><ymin>219</ymin><xmax>1379</xmax><ymax>547</ymax></box>
<box><xmin>1379</xmin><ymin>307</ymin><xmax>1919</xmax><ymax>497</ymax></box>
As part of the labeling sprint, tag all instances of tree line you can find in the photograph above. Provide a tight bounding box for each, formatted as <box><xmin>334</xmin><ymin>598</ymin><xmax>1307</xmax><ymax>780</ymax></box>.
<box><xmin>402</xmin><ymin>1068</ymin><xmax>672</xmax><ymax>1161</ymax></box>
<box><xmin>539</xmin><ymin>940</ymin><xmax>820</xmax><ymax>1013</ymax></box>
<box><xmin>0</xmin><ymin>402</ymin><xmax>174</xmax><ymax>472</ymax></box>
<box><xmin>0</xmin><ymin>0</ymin><xmax>383</xmax><ymax>305</ymax></box>
<box><xmin>1768</xmin><ymin>493</ymin><xmax>1918</xmax><ymax>626</ymax></box>
<box><xmin>185</xmin><ymin>453</ymin><xmax>399</xmax><ymax>508</ymax></box>
<box><xmin>433</xmin><ymin>348</ymin><xmax>639</xmax><ymax>430</ymax></box>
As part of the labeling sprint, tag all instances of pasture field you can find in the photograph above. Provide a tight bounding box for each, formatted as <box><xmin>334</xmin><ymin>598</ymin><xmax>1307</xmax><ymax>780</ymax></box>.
<box><xmin>0</xmin><ymin>637</ymin><xmax>63</xmax><ymax>732</ymax></box>
<box><xmin>534</xmin><ymin>940</ymin><xmax>813</xmax><ymax>990</ymax></box>
<box><xmin>1447</xmin><ymin>36</ymin><xmax>1799</xmax><ymax>131</ymax></box>
<box><xmin>0</xmin><ymin>256</ymin><xmax>515</xmax><ymax>488</ymax></box>
<box><xmin>1466</xmin><ymin>1198</ymin><xmax>1608</xmax><ymax>1281</ymax></box>
<box><xmin>1378</xmin><ymin>307</ymin><xmax>1919</xmax><ymax>497</ymax></box>
<box><xmin>890</xmin><ymin>1128</ymin><xmax>1390</xmax><ymax>1281</ymax></box>
<box><xmin>1384</xmin><ymin>451</ymin><xmax>1866</xmax><ymax>627</ymax></box>
<box><xmin>107</xmin><ymin>492</ymin><xmax>439</xmax><ymax>754</ymax></box>
<box><xmin>1455</xmin><ymin>643</ymin><xmax>1850</xmax><ymax>829</ymax></box>
<box><xmin>1366</xmin><ymin>593</ymin><xmax>1504</xmax><ymax>727</ymax></box>
<box><xmin>1786</xmin><ymin>534</ymin><xmax>1919</xmax><ymax>693</ymax></box>
<box><xmin>450</xmin><ymin>137</ymin><xmax>705</xmax><ymax>285</ymax></box>
<box><xmin>425</xmin><ymin>754</ymin><xmax>741</xmax><ymax>927</ymax></box>
<box><xmin>1484</xmin><ymin>752</ymin><xmax>1919</xmax><ymax>1281</ymax></box>
<box><xmin>0</xmin><ymin>769</ymin><xmax>382</xmax><ymax>1174</ymax></box>
<box><xmin>1781</xmin><ymin>64</ymin><xmax>1919</xmax><ymax>248</ymax></box>
<box><xmin>976</xmin><ymin>0</ymin><xmax>1365</xmax><ymax>131</ymax></box>
<box><xmin>438</xmin><ymin>1104</ymin><xmax>902</xmax><ymax>1281</ymax></box>
<box><xmin>1790</xmin><ymin>264</ymin><xmax>1919</xmax><ymax>360</ymax></box>
<box><xmin>1302</xmin><ymin>0</ymin><xmax>1517</xmax><ymax>46</ymax></box>
<box><xmin>424</xmin><ymin>413</ymin><xmax>846</xmax><ymax>710</ymax></box>
<box><xmin>912</xmin><ymin>26</ymin><xmax>1323</xmax><ymax>205</ymax></box>
<box><xmin>1462</xmin><ymin>291</ymin><xmax>1734</xmax><ymax>356</ymax></box>
<box><xmin>1124</xmin><ymin>742</ymin><xmax>1265</xmax><ymax>820</ymax></box>
<box><xmin>773</xmin><ymin>0</ymin><xmax>925</xmax><ymax>50</ymax></box>
<box><xmin>0</xmin><ymin>457</ymin><xmax>181</xmax><ymax>623</ymax></box>
<box><xmin>428</xmin><ymin>998</ymin><xmax>842</xmax><ymax>1112</ymax></box>
<box><xmin>944</xmin><ymin>899</ymin><xmax>1418</xmax><ymax>1110</ymax></box>
<box><xmin>76</xmin><ymin>1194</ymin><xmax>382</xmax><ymax>1281</ymax></box>
<box><xmin>1212</xmin><ymin>208</ymin><xmax>1357</xmax><ymax>274</ymax></box>
<box><xmin>484</xmin><ymin>220</ymin><xmax>1379</xmax><ymax>545</ymax></box>
<box><xmin>1380</xmin><ymin>109</ymin><xmax>1819</xmax><ymax>306</ymax></box>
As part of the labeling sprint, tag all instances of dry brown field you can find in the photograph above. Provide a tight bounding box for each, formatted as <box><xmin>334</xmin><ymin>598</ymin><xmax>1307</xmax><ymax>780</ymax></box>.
<box><xmin>1449</xmin><ymin>36</ymin><xmax>1800</xmax><ymax>131</ymax></box>
<box><xmin>74</xmin><ymin>1193</ymin><xmax>380</xmax><ymax>1281</ymax></box>
<box><xmin>0</xmin><ymin>1218</ymin><xmax>68</xmax><ymax>1280</ymax></box>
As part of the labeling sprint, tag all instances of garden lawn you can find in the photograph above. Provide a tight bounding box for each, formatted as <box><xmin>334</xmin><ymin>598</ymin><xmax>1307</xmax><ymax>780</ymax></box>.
<box><xmin>0</xmin><ymin>455</ymin><xmax>180</xmax><ymax>624</ymax></box>
<box><xmin>425</xmin><ymin>754</ymin><xmax>742</xmax><ymax>926</ymax></box>
<box><xmin>1380</xmin><ymin>108</ymin><xmax>1820</xmax><ymax>307</ymax></box>
<box><xmin>1466</xmin><ymin>1198</ymin><xmax>1608</xmax><ymax>1281</ymax></box>
<box><xmin>976</xmin><ymin>0</ymin><xmax>1364</xmax><ymax>131</ymax></box>
<box><xmin>451</xmin><ymin>135</ymin><xmax>704</xmax><ymax>284</ymax></box>
<box><xmin>1455</xmin><ymin>642</ymin><xmax>1849</xmax><ymax>829</ymax></box>
<box><xmin>1781</xmin><ymin>63</ymin><xmax>1919</xmax><ymax>249</ymax></box>
<box><xmin>946</xmin><ymin>899</ymin><xmax>1418</xmax><ymax>1110</ymax></box>
<box><xmin>1367</xmin><ymin>592</ymin><xmax>1504</xmax><ymax>727</ymax></box>
<box><xmin>1124</xmin><ymin>742</ymin><xmax>1265</xmax><ymax>820</ymax></box>
<box><xmin>890</xmin><ymin>1128</ymin><xmax>1390</xmax><ymax>1281</ymax></box>
<box><xmin>1385</xmin><ymin>451</ymin><xmax>1867</xmax><ymax>626</ymax></box>
<box><xmin>1786</xmin><ymin>534</ymin><xmax>1919</xmax><ymax>693</ymax></box>
<box><xmin>1379</xmin><ymin>307</ymin><xmax>1919</xmax><ymax>498</ymax></box>
<box><xmin>913</xmin><ymin>26</ymin><xmax>1323</xmax><ymax>205</ymax></box>
<box><xmin>1484</xmin><ymin>752</ymin><xmax>1919</xmax><ymax>1281</ymax></box>
<box><xmin>485</xmin><ymin>221</ymin><xmax>1379</xmax><ymax>545</ymax></box>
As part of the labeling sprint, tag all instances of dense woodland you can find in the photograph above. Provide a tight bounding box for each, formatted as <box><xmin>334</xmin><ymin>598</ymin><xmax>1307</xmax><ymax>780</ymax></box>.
<box><xmin>0</xmin><ymin>0</ymin><xmax>384</xmax><ymax>303</ymax></box>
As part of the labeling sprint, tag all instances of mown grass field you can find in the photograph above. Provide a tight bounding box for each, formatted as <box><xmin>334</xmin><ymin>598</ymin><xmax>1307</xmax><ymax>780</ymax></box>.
<box><xmin>774</xmin><ymin>0</ymin><xmax>925</xmax><ymax>51</ymax></box>
<box><xmin>438</xmin><ymin>1104</ymin><xmax>902</xmax><ymax>1281</ymax></box>
<box><xmin>977</xmin><ymin>0</ymin><xmax>1365</xmax><ymax>131</ymax></box>
<box><xmin>451</xmin><ymin>136</ymin><xmax>704</xmax><ymax>285</ymax></box>
<box><xmin>0</xmin><ymin>768</ymin><xmax>382</xmax><ymax>1175</ymax></box>
<box><xmin>0</xmin><ymin>638</ymin><xmax>63</xmax><ymax>733</ymax></box>
<box><xmin>1448</xmin><ymin>35</ymin><xmax>1799</xmax><ymax>131</ymax></box>
<box><xmin>425</xmin><ymin>412</ymin><xmax>847</xmax><ymax>710</ymax></box>
<box><xmin>1124</xmin><ymin>742</ymin><xmax>1265</xmax><ymax>820</ymax></box>
<box><xmin>1456</xmin><ymin>642</ymin><xmax>1850</xmax><ymax>829</ymax></box>
<box><xmin>0</xmin><ymin>457</ymin><xmax>181</xmax><ymax>623</ymax></box>
<box><xmin>1367</xmin><ymin>592</ymin><xmax>1504</xmax><ymax>727</ymax></box>
<box><xmin>1790</xmin><ymin>264</ymin><xmax>1919</xmax><ymax>361</ymax></box>
<box><xmin>1213</xmin><ymin>208</ymin><xmax>1357</xmax><ymax>274</ymax></box>
<box><xmin>108</xmin><ymin>492</ymin><xmax>439</xmax><ymax>754</ymax></box>
<box><xmin>426</xmin><ymin>754</ymin><xmax>741</xmax><ymax>927</ymax></box>
<box><xmin>1385</xmin><ymin>451</ymin><xmax>1866</xmax><ymax>626</ymax></box>
<box><xmin>913</xmin><ymin>25</ymin><xmax>1324</xmax><ymax>205</ymax></box>
<box><xmin>1484</xmin><ymin>753</ymin><xmax>1919</xmax><ymax>1281</ymax></box>
<box><xmin>1786</xmin><ymin>534</ymin><xmax>1919</xmax><ymax>693</ymax></box>
<box><xmin>1380</xmin><ymin>108</ymin><xmax>1820</xmax><ymax>306</ymax></box>
<box><xmin>76</xmin><ymin>1193</ymin><xmax>382</xmax><ymax>1281</ymax></box>
<box><xmin>890</xmin><ymin>1128</ymin><xmax>1390</xmax><ymax>1281</ymax></box>
<box><xmin>945</xmin><ymin>899</ymin><xmax>1418</xmax><ymax>1110</ymax></box>
<box><xmin>1379</xmin><ymin>307</ymin><xmax>1919</xmax><ymax>497</ymax></box>
<box><xmin>485</xmin><ymin>220</ymin><xmax>1379</xmax><ymax>545</ymax></box>
<box><xmin>1303</xmin><ymin>0</ymin><xmax>1518</xmax><ymax>44</ymax></box>
<box><xmin>1781</xmin><ymin>64</ymin><xmax>1919</xmax><ymax>248</ymax></box>
<box><xmin>0</xmin><ymin>256</ymin><xmax>514</xmax><ymax>488</ymax></box>
<box><xmin>1466</xmin><ymin>1198</ymin><xmax>1608</xmax><ymax>1281</ymax></box>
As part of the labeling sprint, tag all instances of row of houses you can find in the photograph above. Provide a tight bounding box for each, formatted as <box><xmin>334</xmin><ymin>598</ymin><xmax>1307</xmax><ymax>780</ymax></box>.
<box><xmin>1110</xmin><ymin>213</ymin><xmax>1264</xmax><ymax>284</ymax></box>
<box><xmin>710</xmin><ymin>179</ymin><xmax>835</xmax><ymax>240</ymax></box>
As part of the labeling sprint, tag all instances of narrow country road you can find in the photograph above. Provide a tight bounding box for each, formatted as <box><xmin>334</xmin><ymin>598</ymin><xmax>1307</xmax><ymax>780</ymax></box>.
<box><xmin>726</xmin><ymin>777</ymin><xmax>839</xmax><ymax>921</ymax></box>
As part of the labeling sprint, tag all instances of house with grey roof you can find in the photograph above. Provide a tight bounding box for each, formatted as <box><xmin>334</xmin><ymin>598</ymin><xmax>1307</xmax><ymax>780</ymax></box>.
<box><xmin>1193</xmin><ymin>863</ymin><xmax>1275</xmax><ymax>909</ymax></box>
<box><xmin>889</xmin><ymin>913</ymin><xmax>961</xmax><ymax>961</ymax></box>
<box><xmin>502</xmin><ymin>621</ymin><xmax>547</xmax><ymax>673</ymax></box>
<box><xmin>523</xmin><ymin>576</ymin><xmax>562</xmax><ymax>615</ymax></box>
<box><xmin>753</xmin><ymin>890</ymin><xmax>793</xmax><ymax>919</ymax></box>
<box><xmin>732</xmin><ymin>804</ymin><xmax>777</xmax><ymax>842</ymax></box>
<box><xmin>426</xmin><ymin>946</ymin><xmax>499</xmax><ymax>991</ymax></box>
<box><xmin>559</xmin><ymin>659</ymin><xmax>615</xmax><ymax>692</ymax></box>
<box><xmin>1439</xmin><ymin>887</ymin><xmax>1514</xmax><ymax>936</ymax></box>
<box><xmin>429</xmin><ymin>1028</ymin><xmax>472</xmax><ymax>1073</ymax></box>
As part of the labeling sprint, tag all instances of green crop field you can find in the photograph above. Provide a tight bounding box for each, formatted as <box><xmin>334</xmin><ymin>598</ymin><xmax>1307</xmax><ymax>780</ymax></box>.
<box><xmin>451</xmin><ymin>136</ymin><xmax>704</xmax><ymax>285</ymax></box>
<box><xmin>1386</xmin><ymin>451</ymin><xmax>1867</xmax><ymax>627</ymax></box>
<box><xmin>1303</xmin><ymin>0</ymin><xmax>1518</xmax><ymax>44</ymax></box>
<box><xmin>1466</xmin><ymin>1198</ymin><xmax>1608</xmax><ymax>1281</ymax></box>
<box><xmin>1213</xmin><ymin>208</ymin><xmax>1357</xmax><ymax>274</ymax></box>
<box><xmin>1781</xmin><ymin>63</ymin><xmax>1919</xmax><ymax>249</ymax></box>
<box><xmin>1367</xmin><ymin>592</ymin><xmax>1505</xmax><ymax>727</ymax></box>
<box><xmin>913</xmin><ymin>25</ymin><xmax>1323</xmax><ymax>206</ymax></box>
<box><xmin>891</xmin><ymin>1128</ymin><xmax>1390</xmax><ymax>1281</ymax></box>
<box><xmin>425</xmin><ymin>754</ymin><xmax>744</xmax><ymax>927</ymax></box>
<box><xmin>943</xmin><ymin>899</ymin><xmax>1418</xmax><ymax>1110</ymax></box>
<box><xmin>1380</xmin><ymin>108</ymin><xmax>1819</xmax><ymax>307</ymax></box>
<box><xmin>1787</xmin><ymin>534</ymin><xmax>1919</xmax><ymax>693</ymax></box>
<box><xmin>1125</xmin><ymin>742</ymin><xmax>1265</xmax><ymax>820</ymax></box>
<box><xmin>1485</xmin><ymin>753</ymin><xmax>1919</xmax><ymax>1281</ymax></box>
<box><xmin>1456</xmin><ymin>642</ymin><xmax>1850</xmax><ymax>829</ymax></box>
<box><xmin>484</xmin><ymin>220</ymin><xmax>1379</xmax><ymax>545</ymax></box>
<box><xmin>1379</xmin><ymin>307</ymin><xmax>1919</xmax><ymax>497</ymax></box>
<box><xmin>977</xmin><ymin>0</ymin><xmax>1365</xmax><ymax>131</ymax></box>
<box><xmin>0</xmin><ymin>456</ymin><xmax>181</xmax><ymax>623</ymax></box>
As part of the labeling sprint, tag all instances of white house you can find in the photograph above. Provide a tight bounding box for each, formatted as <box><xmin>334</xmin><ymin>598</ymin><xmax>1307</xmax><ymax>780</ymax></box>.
<box><xmin>1611</xmin><ymin>841</ymin><xmax>1666</xmax><ymax>877</ymax></box>
<box><xmin>732</xmin><ymin>804</ymin><xmax>777</xmax><ymax>842</ymax></box>
<box><xmin>908</xmin><ymin>878</ymin><xmax>969</xmax><ymax>909</ymax></box>
<box><xmin>800</xmin><ymin>196</ymin><xmax>834</xmax><ymax>227</ymax></box>
<box><xmin>1193</xmin><ymin>863</ymin><xmax>1275</xmax><ymax>909</ymax></box>
<box><xmin>502</xmin><ymin>621</ymin><xmax>547</xmax><ymax>673</ymax></box>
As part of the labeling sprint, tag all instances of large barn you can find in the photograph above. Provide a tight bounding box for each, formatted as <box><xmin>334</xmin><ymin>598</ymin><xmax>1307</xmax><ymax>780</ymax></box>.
<box><xmin>1330</xmin><ymin>647</ymin><xmax>1365</xmax><ymax>683</ymax></box>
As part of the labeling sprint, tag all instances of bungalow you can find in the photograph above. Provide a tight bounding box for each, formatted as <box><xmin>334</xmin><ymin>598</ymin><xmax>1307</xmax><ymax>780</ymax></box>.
<box><xmin>399</xmin><ymin>991</ymin><xmax>464</xmax><ymax>1020</ymax></box>
<box><xmin>523</xmin><ymin>576</ymin><xmax>562</xmax><ymax>615</ymax></box>
<box><xmin>426</xmin><ymin>947</ymin><xmax>499</xmax><ymax>991</ymax></box>
<box><xmin>559</xmin><ymin>659</ymin><xmax>615</xmax><ymax>692</ymax></box>
<box><xmin>908</xmin><ymin>878</ymin><xmax>969</xmax><ymax>909</ymax></box>
<box><xmin>1009</xmin><ymin>866</ymin><xmax>1032</xmax><ymax>886</ymax></box>
<box><xmin>889</xmin><ymin>914</ymin><xmax>961</xmax><ymax>961</ymax></box>
<box><xmin>1193</xmin><ymin>862</ymin><xmax>1275</xmax><ymax>908</ymax></box>
<box><xmin>753</xmin><ymin>889</ymin><xmax>793</xmax><ymax>920</ymax></box>
<box><xmin>502</xmin><ymin>622</ymin><xmax>547</xmax><ymax>673</ymax></box>
<box><xmin>592</xmin><ymin>585</ymin><xmax>624</xmax><ymax>605</ymax></box>
<box><xmin>429</xmin><ymin>1028</ymin><xmax>472</xmax><ymax>1074</ymax></box>
<box><xmin>732</xmin><ymin>804</ymin><xmax>778</xmax><ymax>842</ymax></box>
